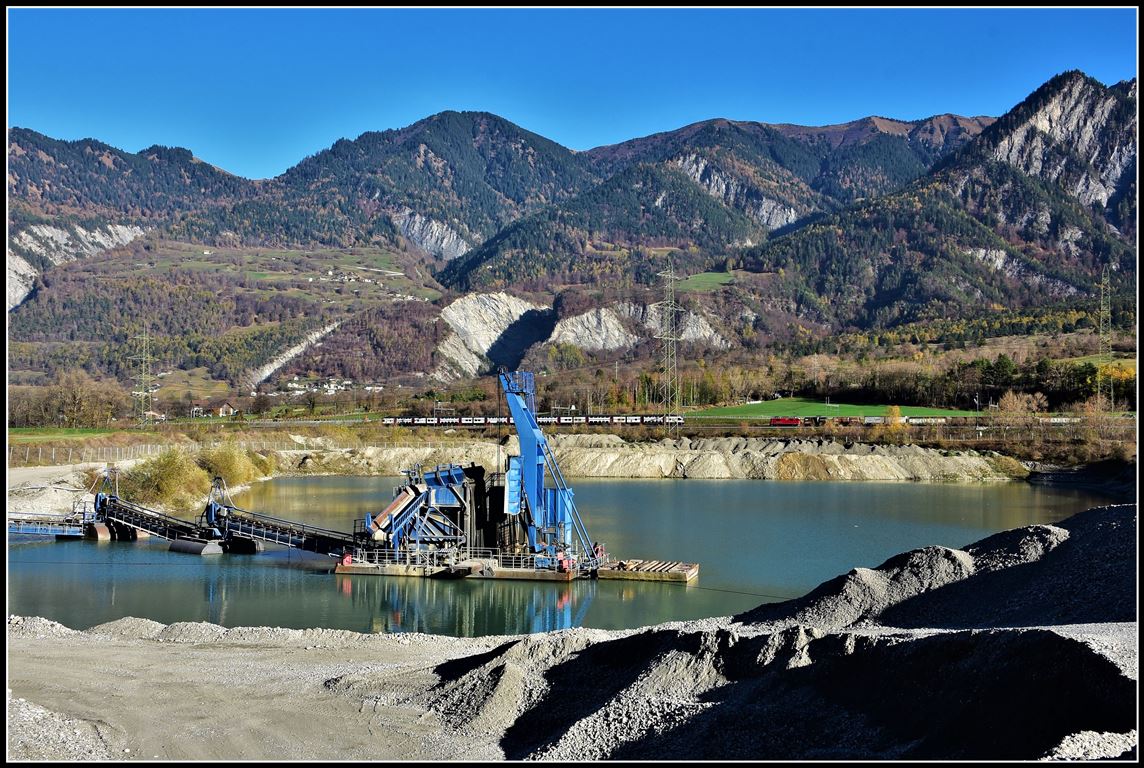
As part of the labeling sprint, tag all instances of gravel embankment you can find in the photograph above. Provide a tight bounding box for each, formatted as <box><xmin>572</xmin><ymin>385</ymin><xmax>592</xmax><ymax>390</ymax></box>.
<box><xmin>7</xmin><ymin>503</ymin><xmax>1136</xmax><ymax>761</ymax></box>
<box><xmin>272</xmin><ymin>434</ymin><xmax>1030</xmax><ymax>482</ymax></box>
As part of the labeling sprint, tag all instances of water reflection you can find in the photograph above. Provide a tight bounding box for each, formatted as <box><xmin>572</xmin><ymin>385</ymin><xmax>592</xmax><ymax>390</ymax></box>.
<box><xmin>334</xmin><ymin>575</ymin><xmax>594</xmax><ymax>636</ymax></box>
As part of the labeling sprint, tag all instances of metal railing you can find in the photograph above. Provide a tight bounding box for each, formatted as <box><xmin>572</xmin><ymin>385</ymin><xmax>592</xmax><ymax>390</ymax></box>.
<box><xmin>348</xmin><ymin>545</ymin><xmax>595</xmax><ymax>574</ymax></box>
<box><xmin>6</xmin><ymin>439</ymin><xmax>490</xmax><ymax>468</ymax></box>
<box><xmin>351</xmin><ymin>547</ymin><xmax>460</xmax><ymax>568</ymax></box>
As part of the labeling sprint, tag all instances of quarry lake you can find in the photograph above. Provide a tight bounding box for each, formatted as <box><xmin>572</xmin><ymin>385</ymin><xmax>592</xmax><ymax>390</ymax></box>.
<box><xmin>8</xmin><ymin>476</ymin><xmax>1106</xmax><ymax>637</ymax></box>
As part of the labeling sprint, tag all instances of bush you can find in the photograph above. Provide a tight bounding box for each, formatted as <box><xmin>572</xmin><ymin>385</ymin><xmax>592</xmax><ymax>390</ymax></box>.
<box><xmin>118</xmin><ymin>449</ymin><xmax>211</xmax><ymax>514</ymax></box>
<box><xmin>249</xmin><ymin>451</ymin><xmax>277</xmax><ymax>478</ymax></box>
<box><xmin>196</xmin><ymin>443</ymin><xmax>261</xmax><ymax>487</ymax></box>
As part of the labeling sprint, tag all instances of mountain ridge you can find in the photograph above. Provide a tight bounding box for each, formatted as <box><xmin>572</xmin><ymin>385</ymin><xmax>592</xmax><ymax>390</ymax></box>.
<box><xmin>6</xmin><ymin>70</ymin><xmax>1136</xmax><ymax>391</ymax></box>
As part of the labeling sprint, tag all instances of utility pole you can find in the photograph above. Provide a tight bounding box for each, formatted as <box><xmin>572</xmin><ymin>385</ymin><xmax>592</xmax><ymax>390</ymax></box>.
<box><xmin>1098</xmin><ymin>265</ymin><xmax>1114</xmax><ymax>411</ymax></box>
<box><xmin>130</xmin><ymin>328</ymin><xmax>154</xmax><ymax>428</ymax></box>
<box><xmin>654</xmin><ymin>262</ymin><xmax>683</xmax><ymax>432</ymax></box>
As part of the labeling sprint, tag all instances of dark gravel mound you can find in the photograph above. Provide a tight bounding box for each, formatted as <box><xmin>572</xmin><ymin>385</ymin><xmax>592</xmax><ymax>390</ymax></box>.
<box><xmin>883</xmin><ymin>505</ymin><xmax>1136</xmax><ymax>629</ymax></box>
<box><xmin>609</xmin><ymin>628</ymin><xmax>1135</xmax><ymax>760</ymax></box>
<box><xmin>439</xmin><ymin>503</ymin><xmax>1138</xmax><ymax>759</ymax></box>
<box><xmin>736</xmin><ymin>504</ymin><xmax>1135</xmax><ymax>631</ymax></box>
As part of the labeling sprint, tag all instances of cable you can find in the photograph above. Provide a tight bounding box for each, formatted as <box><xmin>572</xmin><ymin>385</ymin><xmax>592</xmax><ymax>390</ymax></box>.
<box><xmin>683</xmin><ymin>584</ymin><xmax>798</xmax><ymax>601</ymax></box>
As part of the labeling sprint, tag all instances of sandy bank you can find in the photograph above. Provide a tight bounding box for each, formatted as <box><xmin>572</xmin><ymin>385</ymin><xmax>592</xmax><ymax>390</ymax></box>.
<box><xmin>7</xmin><ymin>503</ymin><xmax>1137</xmax><ymax>761</ymax></box>
<box><xmin>5</xmin><ymin>461</ymin><xmax>145</xmax><ymax>518</ymax></box>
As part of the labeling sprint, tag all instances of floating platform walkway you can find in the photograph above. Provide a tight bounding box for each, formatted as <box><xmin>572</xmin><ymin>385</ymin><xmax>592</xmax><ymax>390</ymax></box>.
<box><xmin>598</xmin><ymin>559</ymin><xmax>700</xmax><ymax>583</ymax></box>
<box><xmin>7</xmin><ymin>514</ymin><xmax>90</xmax><ymax>538</ymax></box>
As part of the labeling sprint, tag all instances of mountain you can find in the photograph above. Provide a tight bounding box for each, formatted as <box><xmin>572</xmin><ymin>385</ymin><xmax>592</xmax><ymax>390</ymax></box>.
<box><xmin>8</xmin><ymin>128</ymin><xmax>258</xmax><ymax>223</ymax></box>
<box><xmin>438</xmin><ymin>113</ymin><xmax>995</xmax><ymax>292</ymax></box>
<box><xmin>8</xmin><ymin>109</ymin><xmax>993</xmax><ymax>307</ymax></box>
<box><xmin>943</xmin><ymin>71</ymin><xmax>1137</xmax><ymax>238</ymax></box>
<box><xmin>586</xmin><ymin>113</ymin><xmax>994</xmax><ymax>206</ymax></box>
<box><xmin>6</xmin><ymin>71</ymin><xmax>1136</xmax><ymax>391</ymax></box>
<box><xmin>154</xmin><ymin>111</ymin><xmax>605</xmax><ymax>261</ymax></box>
<box><xmin>735</xmin><ymin>71</ymin><xmax>1136</xmax><ymax>331</ymax></box>
<box><xmin>437</xmin><ymin>163</ymin><xmax>763</xmax><ymax>292</ymax></box>
<box><xmin>6</xmin><ymin>113</ymin><xmax>601</xmax><ymax>307</ymax></box>
<box><xmin>7</xmin><ymin>129</ymin><xmax>263</xmax><ymax>306</ymax></box>
<box><xmin>280</xmin><ymin>111</ymin><xmax>601</xmax><ymax>245</ymax></box>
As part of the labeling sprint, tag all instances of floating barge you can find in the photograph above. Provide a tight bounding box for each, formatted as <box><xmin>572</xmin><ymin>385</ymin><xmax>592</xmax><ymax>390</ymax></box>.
<box><xmin>334</xmin><ymin>550</ymin><xmax>699</xmax><ymax>583</ymax></box>
<box><xmin>337</xmin><ymin>371</ymin><xmax>699</xmax><ymax>584</ymax></box>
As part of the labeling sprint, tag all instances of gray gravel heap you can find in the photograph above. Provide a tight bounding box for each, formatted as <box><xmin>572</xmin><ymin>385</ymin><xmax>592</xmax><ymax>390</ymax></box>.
<box><xmin>418</xmin><ymin>504</ymin><xmax>1138</xmax><ymax>760</ymax></box>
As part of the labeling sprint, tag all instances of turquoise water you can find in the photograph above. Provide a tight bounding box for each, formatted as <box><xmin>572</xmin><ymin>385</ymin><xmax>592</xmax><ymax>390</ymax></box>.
<box><xmin>7</xmin><ymin>476</ymin><xmax>1105</xmax><ymax>636</ymax></box>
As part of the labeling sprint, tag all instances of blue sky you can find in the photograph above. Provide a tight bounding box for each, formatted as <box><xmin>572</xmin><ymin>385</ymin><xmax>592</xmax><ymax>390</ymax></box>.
<box><xmin>7</xmin><ymin>7</ymin><xmax>1137</xmax><ymax>179</ymax></box>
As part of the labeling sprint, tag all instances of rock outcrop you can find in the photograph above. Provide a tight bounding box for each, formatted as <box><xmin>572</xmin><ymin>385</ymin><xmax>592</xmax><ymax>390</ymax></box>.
<box><xmin>433</xmin><ymin>330</ymin><xmax>487</xmax><ymax>380</ymax></box>
<box><xmin>391</xmin><ymin>207</ymin><xmax>471</xmax><ymax>261</ymax></box>
<box><xmin>434</xmin><ymin>292</ymin><xmax>553</xmax><ymax>380</ymax></box>
<box><xmin>440</xmin><ymin>293</ymin><xmax>545</xmax><ymax>358</ymax></box>
<box><xmin>7</xmin><ymin>223</ymin><xmax>146</xmax><ymax>310</ymax></box>
<box><xmin>964</xmin><ymin>247</ymin><xmax>1079</xmax><ymax>297</ymax></box>
<box><xmin>990</xmin><ymin>73</ymin><xmax>1136</xmax><ymax>210</ymax></box>
<box><xmin>673</xmin><ymin>153</ymin><xmax>800</xmax><ymax>230</ymax></box>
<box><xmin>618</xmin><ymin>302</ymin><xmax>730</xmax><ymax>350</ymax></box>
<box><xmin>548</xmin><ymin>307</ymin><xmax>638</xmax><ymax>351</ymax></box>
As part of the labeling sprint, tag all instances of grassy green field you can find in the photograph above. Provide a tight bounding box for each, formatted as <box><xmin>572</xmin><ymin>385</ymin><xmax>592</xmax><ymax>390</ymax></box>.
<box><xmin>693</xmin><ymin>398</ymin><xmax>981</xmax><ymax>419</ymax></box>
<box><xmin>676</xmin><ymin>271</ymin><xmax>737</xmax><ymax>293</ymax></box>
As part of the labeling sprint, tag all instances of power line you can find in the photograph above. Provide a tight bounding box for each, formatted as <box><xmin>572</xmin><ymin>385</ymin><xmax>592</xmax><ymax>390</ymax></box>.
<box><xmin>1098</xmin><ymin>265</ymin><xmax>1114</xmax><ymax>411</ymax></box>
<box><xmin>129</xmin><ymin>328</ymin><xmax>155</xmax><ymax>428</ymax></box>
<box><xmin>653</xmin><ymin>262</ymin><xmax>683</xmax><ymax>433</ymax></box>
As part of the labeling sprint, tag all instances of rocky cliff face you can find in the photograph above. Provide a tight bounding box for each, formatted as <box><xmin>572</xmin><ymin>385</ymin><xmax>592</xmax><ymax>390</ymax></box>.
<box><xmin>7</xmin><ymin>251</ymin><xmax>39</xmax><ymax>312</ymax></box>
<box><xmin>618</xmin><ymin>301</ymin><xmax>731</xmax><ymax>349</ymax></box>
<box><xmin>433</xmin><ymin>330</ymin><xmax>486</xmax><ymax>381</ymax></box>
<box><xmin>434</xmin><ymin>292</ymin><xmax>550</xmax><ymax>380</ymax></box>
<box><xmin>6</xmin><ymin>223</ymin><xmax>146</xmax><ymax>310</ymax></box>
<box><xmin>548</xmin><ymin>308</ymin><xmax>638</xmax><ymax>352</ymax></box>
<box><xmin>990</xmin><ymin>74</ymin><xmax>1136</xmax><ymax>211</ymax></box>
<box><xmin>433</xmin><ymin>292</ymin><xmax>734</xmax><ymax>378</ymax></box>
<box><xmin>391</xmin><ymin>208</ymin><xmax>471</xmax><ymax>261</ymax></box>
<box><xmin>672</xmin><ymin>154</ymin><xmax>801</xmax><ymax>230</ymax></box>
<box><xmin>440</xmin><ymin>292</ymin><xmax>546</xmax><ymax>357</ymax></box>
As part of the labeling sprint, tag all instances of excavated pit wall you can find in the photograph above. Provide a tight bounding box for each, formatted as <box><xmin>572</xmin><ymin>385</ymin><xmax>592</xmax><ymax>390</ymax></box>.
<box><xmin>277</xmin><ymin>434</ymin><xmax>1028</xmax><ymax>483</ymax></box>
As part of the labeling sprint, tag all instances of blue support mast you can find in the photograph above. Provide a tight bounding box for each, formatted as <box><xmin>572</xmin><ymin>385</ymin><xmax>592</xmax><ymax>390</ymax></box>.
<box><xmin>500</xmin><ymin>370</ymin><xmax>599</xmax><ymax>572</ymax></box>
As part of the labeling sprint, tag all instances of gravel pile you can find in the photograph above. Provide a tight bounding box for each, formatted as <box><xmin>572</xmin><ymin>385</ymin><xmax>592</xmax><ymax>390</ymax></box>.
<box><xmin>736</xmin><ymin>545</ymin><xmax>976</xmax><ymax>630</ymax></box>
<box><xmin>155</xmin><ymin>621</ymin><xmax>229</xmax><ymax>643</ymax></box>
<box><xmin>88</xmin><ymin>617</ymin><xmax>166</xmax><ymax>640</ymax></box>
<box><xmin>7</xmin><ymin>691</ymin><xmax>122</xmax><ymax>760</ymax></box>
<box><xmin>7</xmin><ymin>616</ymin><xmax>78</xmax><ymax>639</ymax></box>
<box><xmin>1042</xmin><ymin>729</ymin><xmax>1137</xmax><ymax>760</ymax></box>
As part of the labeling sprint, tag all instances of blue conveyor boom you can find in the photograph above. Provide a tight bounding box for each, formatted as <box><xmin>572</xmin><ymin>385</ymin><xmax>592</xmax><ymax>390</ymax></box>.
<box><xmin>500</xmin><ymin>371</ymin><xmax>599</xmax><ymax>571</ymax></box>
